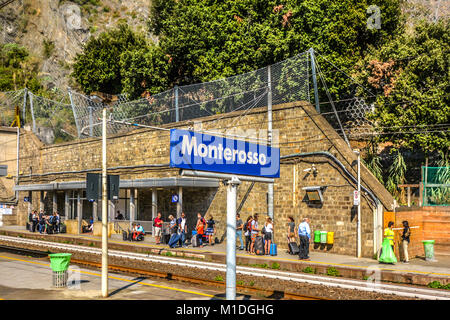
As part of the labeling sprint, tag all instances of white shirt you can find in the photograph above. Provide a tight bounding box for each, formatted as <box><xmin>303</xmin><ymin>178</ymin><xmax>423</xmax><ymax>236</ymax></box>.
<box><xmin>251</xmin><ymin>220</ymin><xmax>258</xmax><ymax>234</ymax></box>
<box><xmin>180</xmin><ymin>218</ymin><xmax>186</xmax><ymax>231</ymax></box>
<box><xmin>265</xmin><ymin>223</ymin><xmax>273</xmax><ymax>233</ymax></box>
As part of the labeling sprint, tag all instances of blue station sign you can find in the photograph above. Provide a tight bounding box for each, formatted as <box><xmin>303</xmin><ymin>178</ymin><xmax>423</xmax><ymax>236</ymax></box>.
<box><xmin>170</xmin><ymin>129</ymin><xmax>280</xmax><ymax>178</ymax></box>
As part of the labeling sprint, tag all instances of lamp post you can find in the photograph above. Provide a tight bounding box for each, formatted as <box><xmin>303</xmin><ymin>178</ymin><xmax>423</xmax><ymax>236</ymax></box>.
<box><xmin>91</xmin><ymin>94</ymin><xmax>109</xmax><ymax>297</ymax></box>
<box><xmin>354</xmin><ymin>149</ymin><xmax>361</xmax><ymax>258</ymax></box>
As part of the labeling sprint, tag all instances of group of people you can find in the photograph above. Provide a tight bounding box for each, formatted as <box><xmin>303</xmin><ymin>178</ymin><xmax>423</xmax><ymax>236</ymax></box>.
<box><xmin>28</xmin><ymin>210</ymin><xmax>60</xmax><ymax>234</ymax></box>
<box><xmin>238</xmin><ymin>213</ymin><xmax>274</xmax><ymax>256</ymax></box>
<box><xmin>153</xmin><ymin>212</ymin><xmax>216</xmax><ymax>248</ymax></box>
<box><xmin>239</xmin><ymin>214</ymin><xmax>311</xmax><ymax>259</ymax></box>
<box><xmin>384</xmin><ymin>220</ymin><xmax>411</xmax><ymax>263</ymax></box>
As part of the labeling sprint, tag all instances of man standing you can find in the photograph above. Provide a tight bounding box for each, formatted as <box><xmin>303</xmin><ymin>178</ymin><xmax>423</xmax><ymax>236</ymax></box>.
<box><xmin>298</xmin><ymin>218</ymin><xmax>311</xmax><ymax>260</ymax></box>
<box><xmin>153</xmin><ymin>212</ymin><xmax>163</xmax><ymax>245</ymax></box>
<box><xmin>177</xmin><ymin>212</ymin><xmax>188</xmax><ymax>248</ymax></box>
<box><xmin>236</xmin><ymin>213</ymin><xmax>244</xmax><ymax>250</ymax></box>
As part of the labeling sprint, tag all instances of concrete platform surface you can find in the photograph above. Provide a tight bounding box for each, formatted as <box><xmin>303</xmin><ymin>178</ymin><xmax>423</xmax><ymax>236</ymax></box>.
<box><xmin>1</xmin><ymin>225</ymin><xmax>449</xmax><ymax>278</ymax></box>
<box><xmin>0</xmin><ymin>250</ymin><xmax>252</xmax><ymax>300</ymax></box>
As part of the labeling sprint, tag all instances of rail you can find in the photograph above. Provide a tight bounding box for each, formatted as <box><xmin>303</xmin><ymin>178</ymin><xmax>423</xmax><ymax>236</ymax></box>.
<box><xmin>0</xmin><ymin>235</ymin><xmax>449</xmax><ymax>300</ymax></box>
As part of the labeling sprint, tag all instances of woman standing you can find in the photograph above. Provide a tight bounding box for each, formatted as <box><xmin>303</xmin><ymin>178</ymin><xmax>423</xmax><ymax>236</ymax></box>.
<box><xmin>168</xmin><ymin>215</ymin><xmax>177</xmax><ymax>235</ymax></box>
<box><xmin>264</xmin><ymin>217</ymin><xmax>273</xmax><ymax>255</ymax></box>
<box><xmin>287</xmin><ymin>216</ymin><xmax>296</xmax><ymax>246</ymax></box>
<box><xmin>196</xmin><ymin>213</ymin><xmax>206</xmax><ymax>248</ymax></box>
<box><xmin>244</xmin><ymin>215</ymin><xmax>253</xmax><ymax>252</ymax></box>
<box><xmin>401</xmin><ymin>220</ymin><xmax>411</xmax><ymax>263</ymax></box>
<box><xmin>205</xmin><ymin>214</ymin><xmax>216</xmax><ymax>246</ymax></box>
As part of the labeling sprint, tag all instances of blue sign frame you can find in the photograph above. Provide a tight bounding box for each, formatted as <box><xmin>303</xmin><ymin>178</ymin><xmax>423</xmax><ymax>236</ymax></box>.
<box><xmin>170</xmin><ymin>129</ymin><xmax>280</xmax><ymax>178</ymax></box>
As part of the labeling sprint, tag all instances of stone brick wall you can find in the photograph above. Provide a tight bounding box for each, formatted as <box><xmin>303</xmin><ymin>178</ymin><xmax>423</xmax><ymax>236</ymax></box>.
<box><xmin>15</xmin><ymin>101</ymin><xmax>395</xmax><ymax>257</ymax></box>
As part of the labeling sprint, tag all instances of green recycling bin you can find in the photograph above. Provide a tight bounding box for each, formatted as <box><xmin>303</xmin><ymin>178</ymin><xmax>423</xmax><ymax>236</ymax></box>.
<box><xmin>49</xmin><ymin>253</ymin><xmax>72</xmax><ymax>287</ymax></box>
<box><xmin>314</xmin><ymin>230</ymin><xmax>321</xmax><ymax>243</ymax></box>
<box><xmin>320</xmin><ymin>231</ymin><xmax>328</xmax><ymax>244</ymax></box>
<box><xmin>422</xmin><ymin>240</ymin><xmax>436</xmax><ymax>261</ymax></box>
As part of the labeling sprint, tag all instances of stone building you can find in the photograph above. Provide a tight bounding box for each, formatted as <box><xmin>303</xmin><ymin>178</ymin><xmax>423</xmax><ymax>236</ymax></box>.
<box><xmin>12</xmin><ymin>101</ymin><xmax>395</xmax><ymax>257</ymax></box>
<box><xmin>0</xmin><ymin>126</ymin><xmax>19</xmax><ymax>226</ymax></box>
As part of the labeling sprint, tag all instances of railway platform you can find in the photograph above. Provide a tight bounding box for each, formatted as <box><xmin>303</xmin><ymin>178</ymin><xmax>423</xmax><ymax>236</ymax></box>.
<box><xmin>0</xmin><ymin>225</ymin><xmax>449</xmax><ymax>288</ymax></box>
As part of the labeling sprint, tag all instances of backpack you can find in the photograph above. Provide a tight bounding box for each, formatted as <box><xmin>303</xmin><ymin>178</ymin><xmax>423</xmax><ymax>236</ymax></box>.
<box><xmin>243</xmin><ymin>222</ymin><xmax>248</xmax><ymax>232</ymax></box>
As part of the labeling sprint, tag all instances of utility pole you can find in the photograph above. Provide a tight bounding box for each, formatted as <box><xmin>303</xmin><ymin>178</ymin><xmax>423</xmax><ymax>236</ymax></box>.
<box><xmin>267</xmin><ymin>65</ymin><xmax>274</xmax><ymax>220</ymax></box>
<box><xmin>354</xmin><ymin>149</ymin><xmax>361</xmax><ymax>258</ymax></box>
<box><xmin>101</xmin><ymin>104</ymin><xmax>108</xmax><ymax>297</ymax></box>
<box><xmin>226</xmin><ymin>176</ymin><xmax>240</xmax><ymax>300</ymax></box>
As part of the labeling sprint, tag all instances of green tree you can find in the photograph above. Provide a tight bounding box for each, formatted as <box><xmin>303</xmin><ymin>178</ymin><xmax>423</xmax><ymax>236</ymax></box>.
<box><xmin>72</xmin><ymin>24</ymin><xmax>170</xmax><ymax>100</ymax></box>
<box><xmin>355</xmin><ymin>20</ymin><xmax>450</xmax><ymax>154</ymax></box>
<box><xmin>150</xmin><ymin>0</ymin><xmax>402</xmax><ymax>98</ymax></box>
<box><xmin>0</xmin><ymin>43</ymin><xmax>41</xmax><ymax>92</ymax></box>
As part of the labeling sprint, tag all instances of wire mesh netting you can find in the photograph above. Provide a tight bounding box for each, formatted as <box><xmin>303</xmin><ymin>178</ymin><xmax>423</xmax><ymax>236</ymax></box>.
<box><xmin>72</xmin><ymin>51</ymin><xmax>310</xmax><ymax>138</ymax></box>
<box><xmin>422</xmin><ymin>166</ymin><xmax>450</xmax><ymax>206</ymax></box>
<box><xmin>0</xmin><ymin>50</ymin><xmax>377</xmax><ymax>146</ymax></box>
<box><xmin>0</xmin><ymin>89</ymin><xmax>27</xmax><ymax>127</ymax></box>
<box><xmin>29</xmin><ymin>92</ymin><xmax>78</xmax><ymax>144</ymax></box>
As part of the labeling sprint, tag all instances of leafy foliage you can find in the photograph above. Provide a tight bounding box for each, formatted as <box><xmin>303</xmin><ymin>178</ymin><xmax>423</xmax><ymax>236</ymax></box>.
<box><xmin>356</xmin><ymin>20</ymin><xmax>450</xmax><ymax>153</ymax></box>
<box><xmin>72</xmin><ymin>24</ymin><xmax>170</xmax><ymax>99</ymax></box>
<box><xmin>0</xmin><ymin>43</ymin><xmax>41</xmax><ymax>92</ymax></box>
<box><xmin>386</xmin><ymin>150</ymin><xmax>406</xmax><ymax>200</ymax></box>
<box><xmin>150</xmin><ymin>0</ymin><xmax>402</xmax><ymax>98</ymax></box>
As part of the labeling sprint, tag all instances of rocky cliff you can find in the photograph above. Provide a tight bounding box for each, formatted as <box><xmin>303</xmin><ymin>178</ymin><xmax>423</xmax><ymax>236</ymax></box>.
<box><xmin>0</xmin><ymin>0</ymin><xmax>152</xmax><ymax>91</ymax></box>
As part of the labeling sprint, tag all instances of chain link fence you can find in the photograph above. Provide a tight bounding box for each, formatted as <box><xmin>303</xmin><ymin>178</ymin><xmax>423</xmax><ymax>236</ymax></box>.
<box><xmin>0</xmin><ymin>50</ymin><xmax>377</xmax><ymax>145</ymax></box>
<box><xmin>0</xmin><ymin>89</ymin><xmax>26</xmax><ymax>127</ymax></box>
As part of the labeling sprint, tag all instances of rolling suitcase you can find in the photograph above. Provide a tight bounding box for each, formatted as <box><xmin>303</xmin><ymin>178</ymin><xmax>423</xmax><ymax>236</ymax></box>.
<box><xmin>59</xmin><ymin>224</ymin><xmax>67</xmax><ymax>233</ymax></box>
<box><xmin>123</xmin><ymin>230</ymin><xmax>130</xmax><ymax>241</ymax></box>
<box><xmin>161</xmin><ymin>233</ymin><xmax>171</xmax><ymax>244</ymax></box>
<box><xmin>255</xmin><ymin>236</ymin><xmax>265</xmax><ymax>255</ymax></box>
<box><xmin>288</xmin><ymin>241</ymin><xmax>299</xmax><ymax>255</ymax></box>
<box><xmin>270</xmin><ymin>243</ymin><xmax>277</xmax><ymax>256</ymax></box>
<box><xmin>191</xmin><ymin>233</ymin><xmax>200</xmax><ymax>247</ymax></box>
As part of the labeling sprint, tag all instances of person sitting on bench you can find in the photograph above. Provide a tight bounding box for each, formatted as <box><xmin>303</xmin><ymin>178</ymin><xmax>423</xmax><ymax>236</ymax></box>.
<box><xmin>133</xmin><ymin>223</ymin><xmax>145</xmax><ymax>241</ymax></box>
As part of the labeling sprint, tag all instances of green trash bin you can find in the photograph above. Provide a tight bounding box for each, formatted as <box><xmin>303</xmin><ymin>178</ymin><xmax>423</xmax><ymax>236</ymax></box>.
<box><xmin>422</xmin><ymin>240</ymin><xmax>436</xmax><ymax>261</ymax></box>
<box><xmin>49</xmin><ymin>253</ymin><xmax>72</xmax><ymax>287</ymax></box>
<box><xmin>314</xmin><ymin>230</ymin><xmax>321</xmax><ymax>243</ymax></box>
<box><xmin>320</xmin><ymin>231</ymin><xmax>328</xmax><ymax>244</ymax></box>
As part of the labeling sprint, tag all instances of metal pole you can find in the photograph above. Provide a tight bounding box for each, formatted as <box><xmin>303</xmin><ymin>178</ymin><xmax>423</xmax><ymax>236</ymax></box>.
<box><xmin>129</xmin><ymin>188</ymin><xmax>135</xmax><ymax>231</ymax></box>
<box><xmin>77</xmin><ymin>190</ymin><xmax>82</xmax><ymax>234</ymax></box>
<box><xmin>226</xmin><ymin>176</ymin><xmax>240</xmax><ymax>300</ymax></box>
<box><xmin>68</xmin><ymin>88</ymin><xmax>81</xmax><ymax>138</ymax></box>
<box><xmin>28</xmin><ymin>91</ymin><xmax>36</xmax><ymax>133</ymax></box>
<box><xmin>267</xmin><ymin>65</ymin><xmax>274</xmax><ymax>220</ymax></box>
<box><xmin>16</xmin><ymin>127</ymin><xmax>19</xmax><ymax>200</ymax></box>
<box><xmin>177</xmin><ymin>186</ymin><xmax>182</xmax><ymax>219</ymax></box>
<box><xmin>175</xmin><ymin>86</ymin><xmax>179</xmax><ymax>122</ymax></box>
<box><xmin>152</xmin><ymin>188</ymin><xmax>157</xmax><ymax>235</ymax></box>
<box><xmin>64</xmin><ymin>191</ymin><xmax>69</xmax><ymax>219</ymax></box>
<box><xmin>101</xmin><ymin>106</ymin><xmax>108</xmax><ymax>298</ymax></box>
<box><xmin>309</xmin><ymin>48</ymin><xmax>320</xmax><ymax>113</ymax></box>
<box><xmin>22</xmin><ymin>88</ymin><xmax>27</xmax><ymax>127</ymax></box>
<box><xmin>357</xmin><ymin>151</ymin><xmax>361</xmax><ymax>258</ymax></box>
<box><xmin>93</xmin><ymin>200</ymin><xmax>98</xmax><ymax>222</ymax></box>
<box><xmin>89</xmin><ymin>106</ymin><xmax>93</xmax><ymax>137</ymax></box>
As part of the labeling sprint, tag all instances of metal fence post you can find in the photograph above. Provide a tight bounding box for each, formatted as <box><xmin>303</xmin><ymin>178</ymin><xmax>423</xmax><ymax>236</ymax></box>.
<box><xmin>175</xmin><ymin>86</ymin><xmax>179</xmax><ymax>122</ymax></box>
<box><xmin>22</xmin><ymin>88</ymin><xmax>27</xmax><ymax>126</ymax></box>
<box><xmin>28</xmin><ymin>91</ymin><xmax>36</xmax><ymax>133</ymax></box>
<box><xmin>68</xmin><ymin>88</ymin><xmax>81</xmax><ymax>138</ymax></box>
<box><xmin>309</xmin><ymin>48</ymin><xmax>320</xmax><ymax>113</ymax></box>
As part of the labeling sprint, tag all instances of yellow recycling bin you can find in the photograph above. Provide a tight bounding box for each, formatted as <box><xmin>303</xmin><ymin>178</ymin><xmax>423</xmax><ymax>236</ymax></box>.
<box><xmin>327</xmin><ymin>232</ymin><xmax>334</xmax><ymax>244</ymax></box>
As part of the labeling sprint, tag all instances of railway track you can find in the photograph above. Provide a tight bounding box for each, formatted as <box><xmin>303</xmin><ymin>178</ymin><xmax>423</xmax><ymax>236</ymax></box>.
<box><xmin>1</xmin><ymin>235</ymin><xmax>449</xmax><ymax>300</ymax></box>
